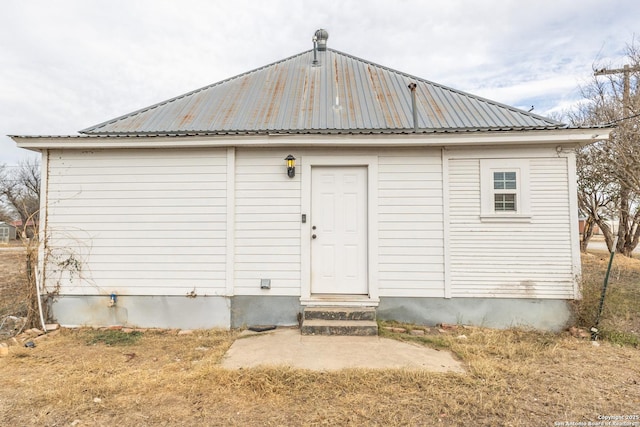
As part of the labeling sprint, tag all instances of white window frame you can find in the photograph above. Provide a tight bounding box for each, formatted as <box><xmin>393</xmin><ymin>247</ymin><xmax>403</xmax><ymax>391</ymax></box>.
<box><xmin>480</xmin><ymin>159</ymin><xmax>531</xmax><ymax>222</ymax></box>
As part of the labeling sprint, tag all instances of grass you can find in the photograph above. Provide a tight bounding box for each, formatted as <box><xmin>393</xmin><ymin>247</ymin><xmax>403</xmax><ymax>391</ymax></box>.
<box><xmin>1</xmin><ymin>326</ymin><xmax>638</xmax><ymax>426</ymax></box>
<box><xmin>0</xmin><ymin>244</ymin><xmax>28</xmax><ymax>328</ymax></box>
<box><xmin>1</xmin><ymin>248</ymin><xmax>639</xmax><ymax>425</ymax></box>
<box><xmin>83</xmin><ymin>329</ymin><xmax>143</xmax><ymax>346</ymax></box>
<box><xmin>605</xmin><ymin>329</ymin><xmax>640</xmax><ymax>347</ymax></box>
<box><xmin>575</xmin><ymin>250</ymin><xmax>640</xmax><ymax>347</ymax></box>
<box><xmin>378</xmin><ymin>321</ymin><xmax>454</xmax><ymax>350</ymax></box>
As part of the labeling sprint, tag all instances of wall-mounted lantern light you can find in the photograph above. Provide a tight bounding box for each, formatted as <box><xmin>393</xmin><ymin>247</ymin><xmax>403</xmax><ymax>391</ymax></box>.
<box><xmin>285</xmin><ymin>155</ymin><xmax>296</xmax><ymax>178</ymax></box>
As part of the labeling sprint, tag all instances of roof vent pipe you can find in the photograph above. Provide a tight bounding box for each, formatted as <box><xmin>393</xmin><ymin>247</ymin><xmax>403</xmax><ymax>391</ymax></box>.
<box><xmin>312</xmin><ymin>35</ymin><xmax>319</xmax><ymax>66</ymax></box>
<box><xmin>408</xmin><ymin>83</ymin><xmax>418</xmax><ymax>133</ymax></box>
<box><xmin>314</xmin><ymin>29</ymin><xmax>329</xmax><ymax>51</ymax></box>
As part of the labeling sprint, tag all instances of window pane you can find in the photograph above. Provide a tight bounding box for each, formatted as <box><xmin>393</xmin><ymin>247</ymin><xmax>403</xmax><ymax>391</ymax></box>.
<box><xmin>495</xmin><ymin>193</ymin><xmax>516</xmax><ymax>211</ymax></box>
<box><xmin>494</xmin><ymin>171</ymin><xmax>516</xmax><ymax>190</ymax></box>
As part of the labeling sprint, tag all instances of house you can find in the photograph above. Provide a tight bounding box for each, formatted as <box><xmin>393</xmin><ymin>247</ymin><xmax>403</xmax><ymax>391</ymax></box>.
<box><xmin>0</xmin><ymin>222</ymin><xmax>17</xmax><ymax>243</ymax></box>
<box><xmin>12</xmin><ymin>30</ymin><xmax>609</xmax><ymax>331</ymax></box>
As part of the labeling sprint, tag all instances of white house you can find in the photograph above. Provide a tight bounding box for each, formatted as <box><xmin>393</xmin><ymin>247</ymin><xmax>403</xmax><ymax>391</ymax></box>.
<box><xmin>12</xmin><ymin>30</ymin><xmax>609</xmax><ymax>331</ymax></box>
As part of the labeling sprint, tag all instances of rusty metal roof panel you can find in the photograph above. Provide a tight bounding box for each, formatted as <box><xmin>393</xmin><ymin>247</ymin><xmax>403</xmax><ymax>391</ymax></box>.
<box><xmin>81</xmin><ymin>48</ymin><xmax>563</xmax><ymax>135</ymax></box>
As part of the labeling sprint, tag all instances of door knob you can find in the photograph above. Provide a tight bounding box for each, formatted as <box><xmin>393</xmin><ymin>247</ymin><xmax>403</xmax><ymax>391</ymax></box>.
<box><xmin>312</xmin><ymin>234</ymin><xmax>317</xmax><ymax>239</ymax></box>
<box><xmin>312</xmin><ymin>225</ymin><xmax>316</xmax><ymax>230</ymax></box>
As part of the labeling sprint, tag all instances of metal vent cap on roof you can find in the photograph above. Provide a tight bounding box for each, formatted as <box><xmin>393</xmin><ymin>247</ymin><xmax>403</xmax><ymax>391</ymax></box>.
<box><xmin>314</xmin><ymin>29</ymin><xmax>328</xmax><ymax>51</ymax></box>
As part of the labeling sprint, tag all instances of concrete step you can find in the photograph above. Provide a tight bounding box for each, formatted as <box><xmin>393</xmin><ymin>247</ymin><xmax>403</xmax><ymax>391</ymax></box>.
<box><xmin>303</xmin><ymin>306</ymin><xmax>376</xmax><ymax>321</ymax></box>
<box><xmin>300</xmin><ymin>319</ymin><xmax>379</xmax><ymax>336</ymax></box>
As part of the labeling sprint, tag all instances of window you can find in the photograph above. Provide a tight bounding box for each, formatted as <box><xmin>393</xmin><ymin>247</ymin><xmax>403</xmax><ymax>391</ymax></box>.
<box><xmin>493</xmin><ymin>171</ymin><xmax>517</xmax><ymax>212</ymax></box>
<box><xmin>480</xmin><ymin>159</ymin><xmax>530</xmax><ymax>221</ymax></box>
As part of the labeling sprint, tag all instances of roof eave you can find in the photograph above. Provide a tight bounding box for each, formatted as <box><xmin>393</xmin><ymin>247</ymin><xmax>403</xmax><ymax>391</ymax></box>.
<box><xmin>11</xmin><ymin>127</ymin><xmax>610</xmax><ymax>151</ymax></box>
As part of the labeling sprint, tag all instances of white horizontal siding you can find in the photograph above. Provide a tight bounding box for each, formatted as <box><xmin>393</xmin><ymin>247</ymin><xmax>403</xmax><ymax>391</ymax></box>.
<box><xmin>45</xmin><ymin>148</ymin><xmax>228</xmax><ymax>296</ymax></box>
<box><xmin>448</xmin><ymin>155</ymin><xmax>574</xmax><ymax>298</ymax></box>
<box><xmin>233</xmin><ymin>149</ymin><xmax>301</xmax><ymax>296</ymax></box>
<box><xmin>45</xmin><ymin>144</ymin><xmax>573</xmax><ymax>303</ymax></box>
<box><xmin>378</xmin><ymin>150</ymin><xmax>445</xmax><ymax>297</ymax></box>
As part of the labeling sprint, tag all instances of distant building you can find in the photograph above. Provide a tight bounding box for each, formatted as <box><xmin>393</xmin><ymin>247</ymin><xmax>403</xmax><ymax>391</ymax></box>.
<box><xmin>578</xmin><ymin>218</ymin><xmax>600</xmax><ymax>235</ymax></box>
<box><xmin>10</xmin><ymin>219</ymin><xmax>38</xmax><ymax>239</ymax></box>
<box><xmin>0</xmin><ymin>222</ymin><xmax>17</xmax><ymax>243</ymax></box>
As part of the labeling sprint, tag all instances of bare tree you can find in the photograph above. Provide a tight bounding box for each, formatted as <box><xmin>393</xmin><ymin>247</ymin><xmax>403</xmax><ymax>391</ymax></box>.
<box><xmin>598</xmin><ymin>44</ymin><xmax>640</xmax><ymax>256</ymax></box>
<box><xmin>570</xmin><ymin>41</ymin><xmax>640</xmax><ymax>255</ymax></box>
<box><xmin>0</xmin><ymin>203</ymin><xmax>15</xmax><ymax>224</ymax></box>
<box><xmin>575</xmin><ymin>143</ymin><xmax>619</xmax><ymax>252</ymax></box>
<box><xmin>0</xmin><ymin>158</ymin><xmax>43</xmax><ymax>330</ymax></box>
<box><xmin>567</xmin><ymin>77</ymin><xmax>619</xmax><ymax>252</ymax></box>
<box><xmin>0</xmin><ymin>158</ymin><xmax>41</xmax><ymax>238</ymax></box>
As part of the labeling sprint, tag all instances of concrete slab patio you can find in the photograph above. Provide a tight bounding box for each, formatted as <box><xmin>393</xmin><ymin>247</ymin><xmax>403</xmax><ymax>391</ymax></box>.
<box><xmin>221</xmin><ymin>327</ymin><xmax>465</xmax><ymax>373</ymax></box>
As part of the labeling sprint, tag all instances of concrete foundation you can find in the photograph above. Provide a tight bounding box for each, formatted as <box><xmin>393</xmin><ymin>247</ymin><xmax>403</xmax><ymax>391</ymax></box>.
<box><xmin>50</xmin><ymin>295</ymin><xmax>231</xmax><ymax>329</ymax></box>
<box><xmin>230</xmin><ymin>296</ymin><xmax>301</xmax><ymax>328</ymax></box>
<box><xmin>49</xmin><ymin>295</ymin><xmax>572</xmax><ymax>331</ymax></box>
<box><xmin>377</xmin><ymin>297</ymin><xmax>573</xmax><ymax>332</ymax></box>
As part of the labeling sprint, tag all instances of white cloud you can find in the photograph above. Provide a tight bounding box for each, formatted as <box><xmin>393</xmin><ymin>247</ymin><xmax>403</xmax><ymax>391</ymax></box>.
<box><xmin>1</xmin><ymin>0</ymin><xmax>638</xmax><ymax>164</ymax></box>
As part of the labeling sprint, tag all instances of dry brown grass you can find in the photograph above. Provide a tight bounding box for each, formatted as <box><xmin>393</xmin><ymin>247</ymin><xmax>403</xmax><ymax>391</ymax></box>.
<box><xmin>0</xmin><ymin>327</ymin><xmax>638</xmax><ymax>426</ymax></box>
<box><xmin>577</xmin><ymin>249</ymin><xmax>640</xmax><ymax>346</ymax></box>
<box><xmin>0</xmin><ymin>243</ymin><xmax>28</xmax><ymax>336</ymax></box>
<box><xmin>1</xmin><ymin>249</ymin><xmax>640</xmax><ymax>425</ymax></box>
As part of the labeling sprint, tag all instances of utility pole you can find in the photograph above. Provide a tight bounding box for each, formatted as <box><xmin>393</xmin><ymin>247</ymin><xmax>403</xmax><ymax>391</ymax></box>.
<box><xmin>594</xmin><ymin>64</ymin><xmax>640</xmax><ymax>117</ymax></box>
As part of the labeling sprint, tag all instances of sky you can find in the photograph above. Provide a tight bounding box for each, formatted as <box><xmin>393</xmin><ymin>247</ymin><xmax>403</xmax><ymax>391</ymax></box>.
<box><xmin>1</xmin><ymin>0</ymin><xmax>639</xmax><ymax>165</ymax></box>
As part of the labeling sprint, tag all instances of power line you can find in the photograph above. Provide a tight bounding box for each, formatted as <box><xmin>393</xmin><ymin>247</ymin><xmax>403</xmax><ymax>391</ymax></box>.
<box><xmin>606</xmin><ymin>111</ymin><xmax>640</xmax><ymax>126</ymax></box>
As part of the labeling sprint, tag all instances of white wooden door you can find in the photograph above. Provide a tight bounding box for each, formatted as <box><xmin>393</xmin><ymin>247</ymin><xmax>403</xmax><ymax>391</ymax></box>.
<box><xmin>311</xmin><ymin>166</ymin><xmax>368</xmax><ymax>295</ymax></box>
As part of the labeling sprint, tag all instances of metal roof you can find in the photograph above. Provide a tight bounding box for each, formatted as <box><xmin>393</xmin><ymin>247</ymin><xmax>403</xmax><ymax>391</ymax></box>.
<box><xmin>81</xmin><ymin>48</ymin><xmax>564</xmax><ymax>135</ymax></box>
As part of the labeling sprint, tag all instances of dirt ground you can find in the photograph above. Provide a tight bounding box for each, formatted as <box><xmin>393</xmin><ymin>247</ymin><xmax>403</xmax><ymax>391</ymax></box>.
<box><xmin>1</xmin><ymin>246</ymin><xmax>639</xmax><ymax>426</ymax></box>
